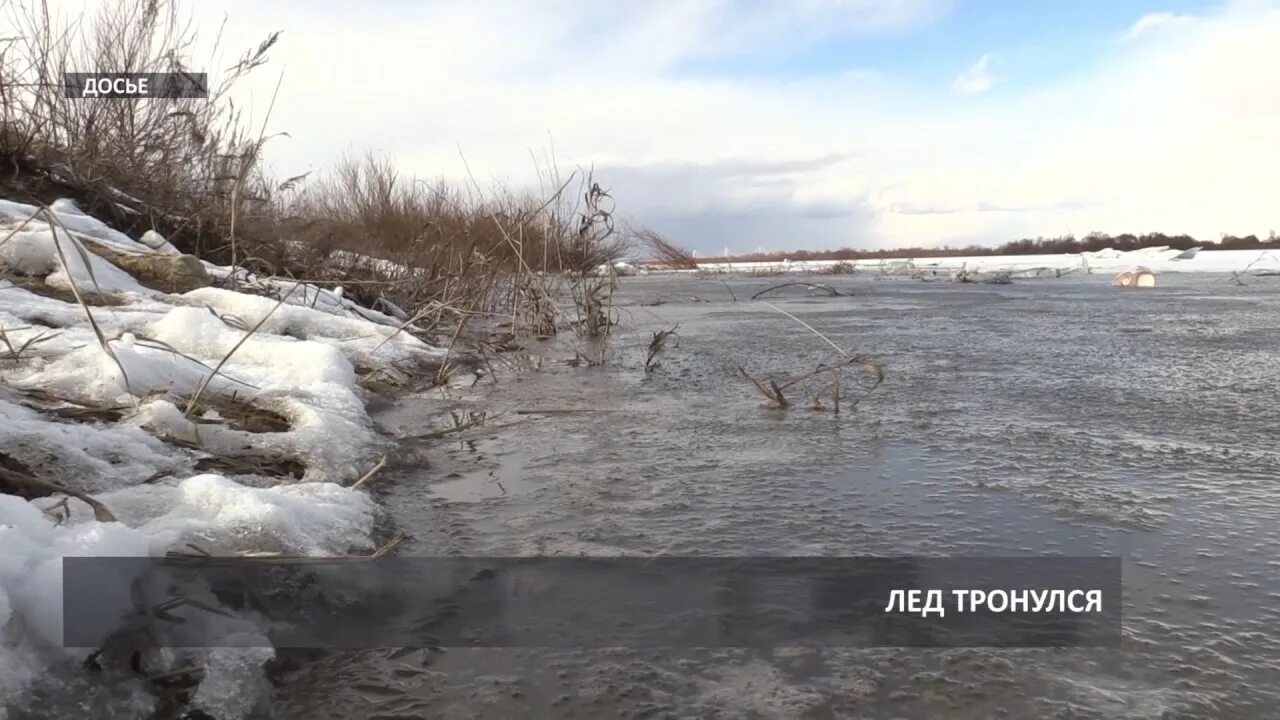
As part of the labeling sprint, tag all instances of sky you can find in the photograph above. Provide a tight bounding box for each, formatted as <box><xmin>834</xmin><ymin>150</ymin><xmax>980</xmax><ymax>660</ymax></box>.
<box><xmin>57</xmin><ymin>0</ymin><xmax>1280</xmax><ymax>253</ymax></box>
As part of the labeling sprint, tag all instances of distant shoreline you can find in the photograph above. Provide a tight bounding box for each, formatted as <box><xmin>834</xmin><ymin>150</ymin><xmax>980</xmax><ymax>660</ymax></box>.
<box><xmin>629</xmin><ymin>246</ymin><xmax>1279</xmax><ymax>276</ymax></box>
<box><xmin>697</xmin><ymin>233</ymin><xmax>1280</xmax><ymax>265</ymax></box>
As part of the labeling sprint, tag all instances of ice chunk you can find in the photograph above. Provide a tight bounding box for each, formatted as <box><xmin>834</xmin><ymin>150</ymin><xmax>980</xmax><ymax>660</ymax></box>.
<box><xmin>138</xmin><ymin>230</ymin><xmax>180</xmax><ymax>255</ymax></box>
<box><xmin>129</xmin><ymin>474</ymin><xmax>377</xmax><ymax>555</ymax></box>
<box><xmin>191</xmin><ymin>646</ymin><xmax>274</xmax><ymax>720</ymax></box>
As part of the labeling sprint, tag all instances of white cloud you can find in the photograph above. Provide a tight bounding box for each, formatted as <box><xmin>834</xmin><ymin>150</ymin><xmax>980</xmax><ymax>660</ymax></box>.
<box><xmin>950</xmin><ymin>53</ymin><xmax>996</xmax><ymax>94</ymax></box>
<box><xmin>1124</xmin><ymin>11</ymin><xmax>1194</xmax><ymax>40</ymax></box>
<box><xmin>49</xmin><ymin>0</ymin><xmax>1280</xmax><ymax>252</ymax></box>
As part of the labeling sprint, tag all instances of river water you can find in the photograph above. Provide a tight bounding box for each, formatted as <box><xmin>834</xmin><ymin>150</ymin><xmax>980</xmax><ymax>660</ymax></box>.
<box><xmin>277</xmin><ymin>273</ymin><xmax>1280</xmax><ymax>719</ymax></box>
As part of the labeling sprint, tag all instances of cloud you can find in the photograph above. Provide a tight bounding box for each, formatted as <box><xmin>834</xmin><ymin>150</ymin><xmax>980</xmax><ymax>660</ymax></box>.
<box><xmin>1124</xmin><ymin>11</ymin><xmax>1194</xmax><ymax>40</ymax></box>
<box><xmin>951</xmin><ymin>53</ymin><xmax>996</xmax><ymax>94</ymax></box>
<box><xmin>73</xmin><ymin>0</ymin><xmax>1278</xmax><ymax>253</ymax></box>
<box><xmin>656</xmin><ymin>0</ymin><xmax>954</xmax><ymax>62</ymax></box>
<box><xmin>887</xmin><ymin>199</ymin><xmax>1100</xmax><ymax>216</ymax></box>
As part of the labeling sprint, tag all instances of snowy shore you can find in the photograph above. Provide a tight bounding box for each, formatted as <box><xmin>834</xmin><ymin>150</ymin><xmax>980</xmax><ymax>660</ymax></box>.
<box><xmin>0</xmin><ymin>198</ymin><xmax>445</xmax><ymax>718</ymax></box>
<box><xmin>642</xmin><ymin>246</ymin><xmax>1280</xmax><ymax>277</ymax></box>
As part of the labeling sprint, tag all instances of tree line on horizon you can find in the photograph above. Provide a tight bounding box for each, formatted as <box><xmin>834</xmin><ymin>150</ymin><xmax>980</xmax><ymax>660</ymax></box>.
<box><xmin>711</xmin><ymin>231</ymin><xmax>1280</xmax><ymax>264</ymax></box>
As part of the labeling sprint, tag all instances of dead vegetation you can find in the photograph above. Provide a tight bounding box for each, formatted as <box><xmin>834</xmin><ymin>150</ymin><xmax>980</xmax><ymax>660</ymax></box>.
<box><xmin>0</xmin><ymin>451</ymin><xmax>118</xmax><ymax>520</ymax></box>
<box><xmin>7</xmin><ymin>386</ymin><xmax>129</xmax><ymax>422</ymax></box>
<box><xmin>634</xmin><ymin>227</ymin><xmax>698</xmax><ymax>270</ymax></box>
<box><xmin>0</xmin><ymin>323</ymin><xmax>58</xmax><ymax>361</ymax></box>
<box><xmin>1231</xmin><ymin>251</ymin><xmax>1280</xmax><ymax>285</ymax></box>
<box><xmin>751</xmin><ymin>281</ymin><xmax>843</xmax><ymax>299</ymax></box>
<box><xmin>738</xmin><ymin>301</ymin><xmax>883</xmax><ymax>413</ymax></box>
<box><xmin>185</xmin><ymin>393</ymin><xmax>291</xmax><ymax>434</ymax></box>
<box><xmin>0</xmin><ymin>0</ymin><xmax>283</xmax><ymax>262</ymax></box>
<box><xmin>821</xmin><ymin>261</ymin><xmax>856</xmax><ymax>275</ymax></box>
<box><xmin>0</xmin><ymin>0</ymin><xmax>631</xmax><ymax>350</ymax></box>
<box><xmin>644</xmin><ymin>324</ymin><xmax>680</xmax><ymax>373</ymax></box>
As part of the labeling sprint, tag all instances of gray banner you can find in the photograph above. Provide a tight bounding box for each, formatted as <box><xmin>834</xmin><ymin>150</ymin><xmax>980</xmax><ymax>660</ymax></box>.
<box><xmin>62</xmin><ymin>72</ymin><xmax>209</xmax><ymax>99</ymax></box>
<box><xmin>62</xmin><ymin>556</ymin><xmax>1121</xmax><ymax>649</ymax></box>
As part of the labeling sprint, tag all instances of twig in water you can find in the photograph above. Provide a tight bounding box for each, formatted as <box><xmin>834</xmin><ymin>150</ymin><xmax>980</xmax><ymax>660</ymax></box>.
<box><xmin>751</xmin><ymin>282</ymin><xmax>842</xmax><ymax>300</ymax></box>
<box><xmin>351</xmin><ymin>455</ymin><xmax>388</xmax><ymax>490</ymax></box>
<box><xmin>645</xmin><ymin>323</ymin><xmax>680</xmax><ymax>373</ymax></box>
<box><xmin>738</xmin><ymin>302</ymin><xmax>884</xmax><ymax>411</ymax></box>
<box><xmin>738</xmin><ymin>364</ymin><xmax>789</xmax><ymax>408</ymax></box>
<box><xmin>1231</xmin><ymin>251</ymin><xmax>1280</xmax><ymax>285</ymax></box>
<box><xmin>758</xmin><ymin>300</ymin><xmax>847</xmax><ymax>355</ymax></box>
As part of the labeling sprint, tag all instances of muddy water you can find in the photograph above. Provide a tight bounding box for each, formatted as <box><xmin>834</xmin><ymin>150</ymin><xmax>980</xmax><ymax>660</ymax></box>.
<box><xmin>277</xmin><ymin>274</ymin><xmax>1280</xmax><ymax>719</ymax></box>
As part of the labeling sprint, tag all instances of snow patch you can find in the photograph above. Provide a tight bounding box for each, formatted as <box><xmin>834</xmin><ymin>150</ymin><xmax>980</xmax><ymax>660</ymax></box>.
<box><xmin>183</xmin><ymin>286</ymin><xmax>443</xmax><ymax>368</ymax></box>
<box><xmin>0</xmin><ymin>195</ymin><xmax>439</xmax><ymax>718</ymax></box>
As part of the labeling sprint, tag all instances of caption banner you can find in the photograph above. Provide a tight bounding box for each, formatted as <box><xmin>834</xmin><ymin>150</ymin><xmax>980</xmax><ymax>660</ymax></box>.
<box><xmin>63</xmin><ymin>556</ymin><xmax>1121</xmax><ymax>648</ymax></box>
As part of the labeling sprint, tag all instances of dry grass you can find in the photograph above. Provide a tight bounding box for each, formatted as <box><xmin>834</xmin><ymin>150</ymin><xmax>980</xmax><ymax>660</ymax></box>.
<box><xmin>0</xmin><ymin>453</ymin><xmax>118</xmax><ymax>521</ymax></box>
<box><xmin>751</xmin><ymin>282</ymin><xmax>843</xmax><ymax>300</ymax></box>
<box><xmin>0</xmin><ymin>323</ymin><xmax>57</xmax><ymax>360</ymax></box>
<box><xmin>1231</xmin><ymin>251</ymin><xmax>1280</xmax><ymax>285</ymax></box>
<box><xmin>645</xmin><ymin>324</ymin><xmax>679</xmax><ymax>374</ymax></box>
<box><xmin>231</xmin><ymin>156</ymin><xmax>636</xmax><ymax>385</ymax></box>
<box><xmin>7</xmin><ymin>386</ymin><xmax>129</xmax><ymax>422</ymax></box>
<box><xmin>42</xmin><ymin>205</ymin><xmax>138</xmax><ymax>401</ymax></box>
<box><xmin>739</xmin><ymin>301</ymin><xmax>883</xmax><ymax>413</ymax></box>
<box><xmin>0</xmin><ymin>2</ymin><xmax>642</xmax><ymax>518</ymax></box>
<box><xmin>634</xmin><ymin>226</ymin><xmax>697</xmax><ymax>270</ymax></box>
<box><xmin>1</xmin><ymin>2</ymin><xmax>634</xmax><ymax>349</ymax></box>
<box><xmin>185</xmin><ymin>393</ymin><xmax>290</xmax><ymax>434</ymax></box>
<box><xmin>0</xmin><ymin>0</ymin><xmax>282</xmax><ymax>262</ymax></box>
<box><xmin>183</xmin><ymin>282</ymin><xmax>297</xmax><ymax>418</ymax></box>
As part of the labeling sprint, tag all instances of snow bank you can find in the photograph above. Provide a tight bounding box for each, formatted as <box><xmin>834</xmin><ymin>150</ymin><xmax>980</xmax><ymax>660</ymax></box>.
<box><xmin>0</xmin><ymin>396</ymin><xmax>181</xmax><ymax>494</ymax></box>
<box><xmin>0</xmin><ymin>473</ymin><xmax>376</xmax><ymax>719</ymax></box>
<box><xmin>0</xmin><ymin>197</ymin><xmax>440</xmax><ymax>718</ymax></box>
<box><xmin>116</xmin><ymin>474</ymin><xmax>377</xmax><ymax>555</ymax></box>
<box><xmin>0</xmin><ymin>199</ymin><xmax>160</xmax><ymax>256</ymax></box>
<box><xmin>182</xmin><ymin>286</ymin><xmax>443</xmax><ymax>368</ymax></box>
<box><xmin>0</xmin><ymin>281</ymin><xmax>166</xmax><ymax>335</ymax></box>
<box><xmin>0</xmin><ymin>198</ymin><xmax>446</xmax><ymax>482</ymax></box>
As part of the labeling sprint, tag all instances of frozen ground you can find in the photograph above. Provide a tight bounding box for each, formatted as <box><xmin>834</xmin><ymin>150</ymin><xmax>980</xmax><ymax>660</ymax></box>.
<box><xmin>0</xmin><ymin>199</ymin><xmax>444</xmax><ymax>719</ymax></box>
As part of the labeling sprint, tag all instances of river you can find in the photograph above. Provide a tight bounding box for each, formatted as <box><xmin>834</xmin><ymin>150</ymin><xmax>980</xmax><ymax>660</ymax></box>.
<box><xmin>276</xmin><ymin>272</ymin><xmax>1280</xmax><ymax>719</ymax></box>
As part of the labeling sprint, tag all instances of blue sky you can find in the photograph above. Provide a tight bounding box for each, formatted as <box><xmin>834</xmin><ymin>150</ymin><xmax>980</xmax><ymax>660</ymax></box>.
<box><xmin>157</xmin><ymin>0</ymin><xmax>1280</xmax><ymax>253</ymax></box>
<box><xmin>674</xmin><ymin>0</ymin><xmax>1217</xmax><ymax>90</ymax></box>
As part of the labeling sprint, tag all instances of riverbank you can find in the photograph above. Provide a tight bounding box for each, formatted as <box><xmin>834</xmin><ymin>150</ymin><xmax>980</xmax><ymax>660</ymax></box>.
<box><xmin>0</xmin><ymin>198</ymin><xmax>452</xmax><ymax>718</ymax></box>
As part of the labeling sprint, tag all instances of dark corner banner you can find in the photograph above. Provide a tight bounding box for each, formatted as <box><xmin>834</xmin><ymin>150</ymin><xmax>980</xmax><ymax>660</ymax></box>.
<box><xmin>62</xmin><ymin>72</ymin><xmax>209</xmax><ymax>99</ymax></box>
<box><xmin>62</xmin><ymin>556</ymin><xmax>1121</xmax><ymax>649</ymax></box>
